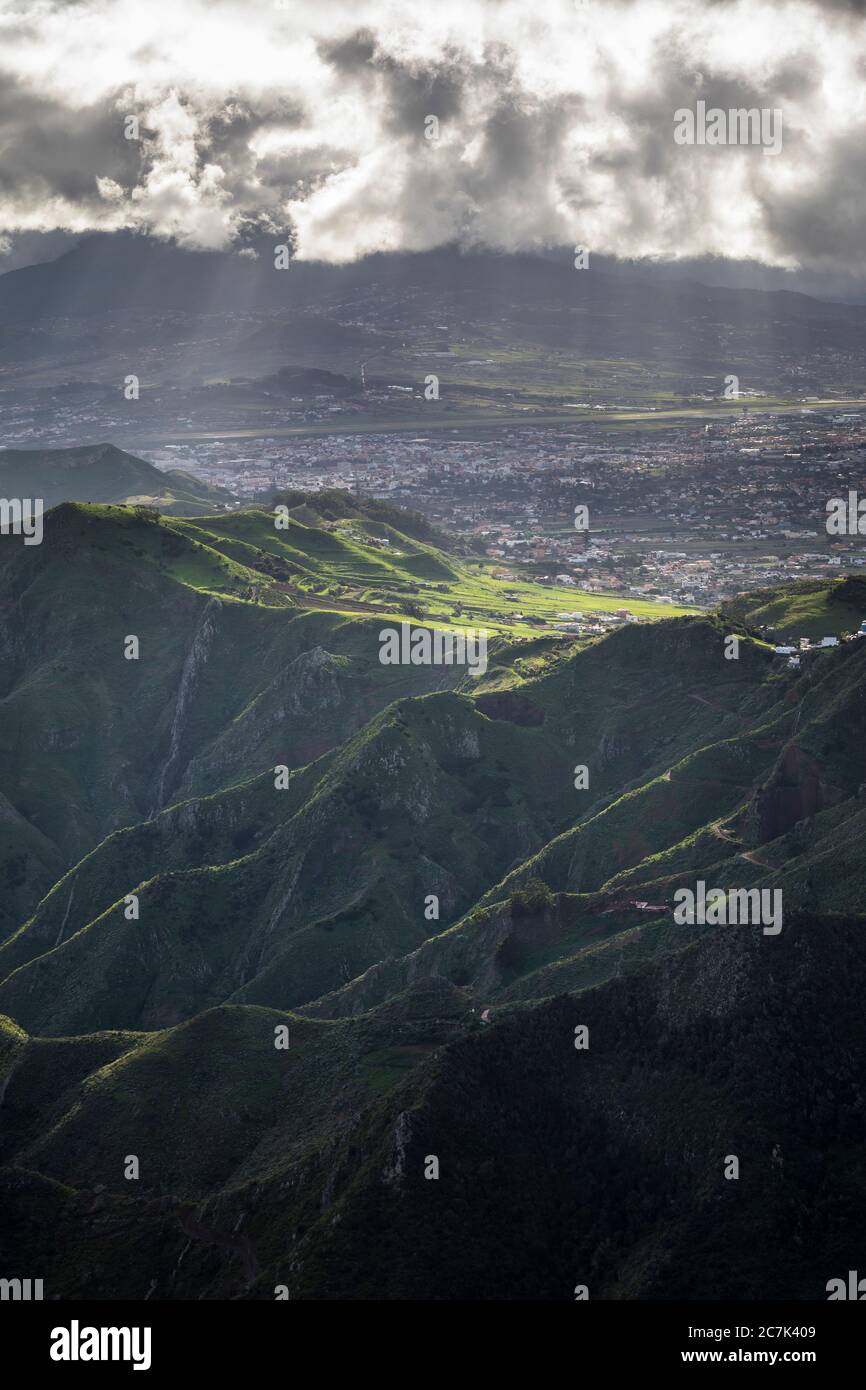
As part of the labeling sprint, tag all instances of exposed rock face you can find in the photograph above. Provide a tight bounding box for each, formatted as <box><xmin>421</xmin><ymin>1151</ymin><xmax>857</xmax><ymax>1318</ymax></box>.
<box><xmin>153</xmin><ymin>596</ymin><xmax>221</xmax><ymax>813</ymax></box>
<box><xmin>382</xmin><ymin>1110</ymin><xmax>413</xmax><ymax>1186</ymax></box>
<box><xmin>283</xmin><ymin>646</ymin><xmax>344</xmax><ymax>717</ymax></box>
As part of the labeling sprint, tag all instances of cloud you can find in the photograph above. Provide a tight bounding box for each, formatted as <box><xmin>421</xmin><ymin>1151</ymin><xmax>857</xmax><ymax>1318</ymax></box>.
<box><xmin>0</xmin><ymin>0</ymin><xmax>865</xmax><ymax>269</ymax></box>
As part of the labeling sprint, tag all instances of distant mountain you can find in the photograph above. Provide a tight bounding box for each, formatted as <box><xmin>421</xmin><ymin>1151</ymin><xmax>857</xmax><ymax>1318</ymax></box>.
<box><xmin>3</xmin><ymin>235</ymin><xmax>866</xmax><ymax>397</ymax></box>
<box><xmin>0</xmin><ymin>443</ymin><xmax>234</xmax><ymax>514</ymax></box>
<box><xmin>258</xmin><ymin>365</ymin><xmax>355</xmax><ymax>396</ymax></box>
<box><xmin>202</xmin><ymin>367</ymin><xmax>358</xmax><ymax>408</ymax></box>
<box><xmin>2</xmin><ymin>495</ymin><xmax>866</xmax><ymax>1299</ymax></box>
<box><xmin>3</xmin><ymin>233</ymin><xmax>866</xmax><ymax>329</ymax></box>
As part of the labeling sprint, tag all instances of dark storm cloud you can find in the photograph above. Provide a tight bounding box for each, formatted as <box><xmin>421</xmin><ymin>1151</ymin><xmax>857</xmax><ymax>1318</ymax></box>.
<box><xmin>319</xmin><ymin>28</ymin><xmax>378</xmax><ymax>71</ymax></box>
<box><xmin>0</xmin><ymin>74</ymin><xmax>140</xmax><ymax>204</ymax></box>
<box><xmin>758</xmin><ymin>129</ymin><xmax>866</xmax><ymax>267</ymax></box>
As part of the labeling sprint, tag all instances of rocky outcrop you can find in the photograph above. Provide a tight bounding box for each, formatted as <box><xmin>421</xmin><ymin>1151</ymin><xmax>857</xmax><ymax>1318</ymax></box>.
<box><xmin>152</xmin><ymin>596</ymin><xmax>221</xmax><ymax>814</ymax></box>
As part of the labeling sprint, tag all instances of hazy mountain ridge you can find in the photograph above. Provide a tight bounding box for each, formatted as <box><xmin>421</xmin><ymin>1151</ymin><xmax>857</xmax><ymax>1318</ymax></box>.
<box><xmin>3</xmin><ymin>237</ymin><xmax>866</xmax><ymax>398</ymax></box>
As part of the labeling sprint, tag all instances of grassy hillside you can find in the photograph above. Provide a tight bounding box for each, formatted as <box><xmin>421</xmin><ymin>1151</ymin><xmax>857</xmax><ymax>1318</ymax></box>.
<box><xmin>1</xmin><ymin>492</ymin><xmax>865</xmax><ymax>1301</ymax></box>
<box><xmin>720</xmin><ymin>573</ymin><xmax>866</xmax><ymax>641</ymax></box>
<box><xmin>0</xmin><ymin>442</ymin><xmax>234</xmax><ymax>515</ymax></box>
<box><xmin>0</xmin><ymin>503</ymin><xmax>489</xmax><ymax>937</ymax></box>
<box><xmin>0</xmin><ymin>499</ymin><xmax>693</xmax><ymax>940</ymax></box>
<box><xmin>0</xmin><ymin>612</ymin><xmax>803</xmax><ymax>1035</ymax></box>
<box><xmin>174</xmin><ymin>502</ymin><xmax>696</xmax><ymax>638</ymax></box>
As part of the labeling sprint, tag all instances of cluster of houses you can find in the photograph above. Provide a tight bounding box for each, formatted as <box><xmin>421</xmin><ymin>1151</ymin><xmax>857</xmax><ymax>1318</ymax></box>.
<box><xmin>773</xmin><ymin>633</ymin><xmax>844</xmax><ymax>668</ymax></box>
<box><xmin>553</xmin><ymin>606</ymin><xmax>636</xmax><ymax>635</ymax></box>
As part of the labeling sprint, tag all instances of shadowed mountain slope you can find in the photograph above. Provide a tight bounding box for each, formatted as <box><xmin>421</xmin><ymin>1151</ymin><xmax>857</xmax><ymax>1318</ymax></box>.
<box><xmin>2</xmin><ymin>495</ymin><xmax>866</xmax><ymax>1301</ymax></box>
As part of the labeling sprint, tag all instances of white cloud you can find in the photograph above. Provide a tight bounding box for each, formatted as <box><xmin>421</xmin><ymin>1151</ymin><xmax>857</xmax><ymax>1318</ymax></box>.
<box><xmin>0</xmin><ymin>0</ymin><xmax>865</xmax><ymax>268</ymax></box>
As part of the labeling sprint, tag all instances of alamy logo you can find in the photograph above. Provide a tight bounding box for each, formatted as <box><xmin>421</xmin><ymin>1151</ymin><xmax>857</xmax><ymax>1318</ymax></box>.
<box><xmin>674</xmin><ymin>101</ymin><xmax>782</xmax><ymax>155</ymax></box>
<box><xmin>379</xmin><ymin>621</ymin><xmax>488</xmax><ymax>677</ymax></box>
<box><xmin>826</xmin><ymin>491</ymin><xmax>866</xmax><ymax>535</ymax></box>
<box><xmin>50</xmin><ymin>1321</ymin><xmax>152</xmax><ymax>1371</ymax></box>
<box><xmin>0</xmin><ymin>1277</ymin><xmax>43</xmax><ymax>1299</ymax></box>
<box><xmin>0</xmin><ymin>497</ymin><xmax>43</xmax><ymax>545</ymax></box>
<box><xmin>673</xmin><ymin>881</ymin><xmax>782</xmax><ymax>935</ymax></box>
<box><xmin>827</xmin><ymin>1271</ymin><xmax>866</xmax><ymax>1300</ymax></box>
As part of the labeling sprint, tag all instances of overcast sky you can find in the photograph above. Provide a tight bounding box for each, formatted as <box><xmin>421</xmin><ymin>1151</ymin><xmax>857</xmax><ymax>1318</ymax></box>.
<box><xmin>2</xmin><ymin>0</ymin><xmax>866</xmax><ymax>277</ymax></box>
